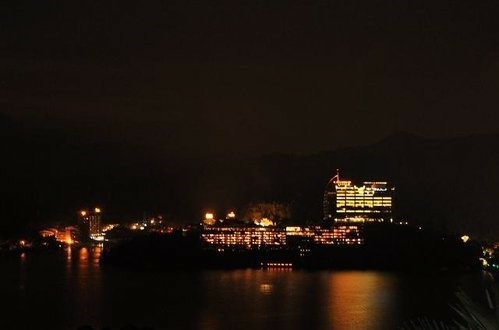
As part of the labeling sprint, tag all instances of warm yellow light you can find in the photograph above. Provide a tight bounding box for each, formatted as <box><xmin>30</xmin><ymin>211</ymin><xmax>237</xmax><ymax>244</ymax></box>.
<box><xmin>205</xmin><ymin>212</ymin><xmax>214</xmax><ymax>220</ymax></box>
<box><xmin>227</xmin><ymin>211</ymin><xmax>236</xmax><ymax>219</ymax></box>
<box><xmin>80</xmin><ymin>211</ymin><xmax>87</xmax><ymax>216</ymax></box>
<box><xmin>255</xmin><ymin>218</ymin><xmax>274</xmax><ymax>227</ymax></box>
<box><xmin>95</xmin><ymin>207</ymin><xmax>101</xmax><ymax>213</ymax></box>
<box><xmin>461</xmin><ymin>235</ymin><xmax>470</xmax><ymax>243</ymax></box>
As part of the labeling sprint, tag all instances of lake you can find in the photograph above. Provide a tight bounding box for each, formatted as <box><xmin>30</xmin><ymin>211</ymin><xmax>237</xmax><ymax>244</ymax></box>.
<box><xmin>0</xmin><ymin>245</ymin><xmax>496</xmax><ymax>329</ymax></box>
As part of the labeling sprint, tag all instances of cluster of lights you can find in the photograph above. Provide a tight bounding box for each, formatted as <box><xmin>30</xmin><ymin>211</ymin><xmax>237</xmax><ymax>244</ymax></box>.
<box><xmin>202</xmin><ymin>227</ymin><xmax>286</xmax><ymax>247</ymax></box>
<box><xmin>203</xmin><ymin>211</ymin><xmax>238</xmax><ymax>226</ymax></box>
<box><xmin>324</xmin><ymin>172</ymin><xmax>393</xmax><ymax>223</ymax></box>
<box><xmin>101</xmin><ymin>224</ymin><xmax>119</xmax><ymax>232</ymax></box>
<box><xmin>78</xmin><ymin>207</ymin><xmax>103</xmax><ymax>241</ymax></box>
<box><xmin>202</xmin><ymin>225</ymin><xmax>364</xmax><ymax>248</ymax></box>
<box><xmin>254</xmin><ymin>218</ymin><xmax>274</xmax><ymax>227</ymax></box>
<box><xmin>39</xmin><ymin>227</ymin><xmax>79</xmax><ymax>245</ymax></box>
<box><xmin>129</xmin><ymin>216</ymin><xmax>166</xmax><ymax>232</ymax></box>
<box><xmin>90</xmin><ymin>234</ymin><xmax>105</xmax><ymax>242</ymax></box>
<box><xmin>313</xmin><ymin>226</ymin><xmax>363</xmax><ymax>245</ymax></box>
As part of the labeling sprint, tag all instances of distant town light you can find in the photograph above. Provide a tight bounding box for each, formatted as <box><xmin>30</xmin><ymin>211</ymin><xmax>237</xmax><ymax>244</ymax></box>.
<box><xmin>461</xmin><ymin>235</ymin><xmax>470</xmax><ymax>243</ymax></box>
<box><xmin>205</xmin><ymin>213</ymin><xmax>214</xmax><ymax>220</ymax></box>
<box><xmin>94</xmin><ymin>207</ymin><xmax>101</xmax><ymax>213</ymax></box>
<box><xmin>227</xmin><ymin>211</ymin><xmax>236</xmax><ymax>219</ymax></box>
<box><xmin>80</xmin><ymin>210</ymin><xmax>87</xmax><ymax>216</ymax></box>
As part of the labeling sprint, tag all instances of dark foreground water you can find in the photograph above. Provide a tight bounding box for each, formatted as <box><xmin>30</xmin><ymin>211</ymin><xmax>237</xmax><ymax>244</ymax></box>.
<box><xmin>0</xmin><ymin>246</ymin><xmax>496</xmax><ymax>329</ymax></box>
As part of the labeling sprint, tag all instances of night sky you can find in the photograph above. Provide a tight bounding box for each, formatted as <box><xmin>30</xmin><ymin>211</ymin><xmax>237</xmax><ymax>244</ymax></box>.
<box><xmin>2</xmin><ymin>0</ymin><xmax>499</xmax><ymax>157</ymax></box>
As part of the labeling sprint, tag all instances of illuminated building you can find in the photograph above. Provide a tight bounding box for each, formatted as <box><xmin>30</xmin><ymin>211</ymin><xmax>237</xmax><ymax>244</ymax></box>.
<box><xmin>39</xmin><ymin>227</ymin><xmax>79</xmax><ymax>245</ymax></box>
<box><xmin>286</xmin><ymin>226</ymin><xmax>363</xmax><ymax>245</ymax></box>
<box><xmin>201</xmin><ymin>227</ymin><xmax>287</xmax><ymax>248</ymax></box>
<box><xmin>323</xmin><ymin>170</ymin><xmax>394</xmax><ymax>223</ymax></box>
<box><xmin>57</xmin><ymin>226</ymin><xmax>79</xmax><ymax>245</ymax></box>
<box><xmin>39</xmin><ymin>228</ymin><xmax>57</xmax><ymax>239</ymax></box>
<box><xmin>201</xmin><ymin>225</ymin><xmax>363</xmax><ymax>249</ymax></box>
<box><xmin>78</xmin><ymin>207</ymin><xmax>102</xmax><ymax>241</ymax></box>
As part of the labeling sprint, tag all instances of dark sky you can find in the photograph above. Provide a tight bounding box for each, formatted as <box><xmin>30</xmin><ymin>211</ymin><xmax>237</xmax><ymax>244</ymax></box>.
<box><xmin>2</xmin><ymin>0</ymin><xmax>499</xmax><ymax>157</ymax></box>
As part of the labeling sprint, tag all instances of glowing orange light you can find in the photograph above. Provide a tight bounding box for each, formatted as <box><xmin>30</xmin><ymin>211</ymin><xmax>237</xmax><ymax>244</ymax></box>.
<box><xmin>205</xmin><ymin>213</ymin><xmax>214</xmax><ymax>220</ymax></box>
<box><xmin>255</xmin><ymin>218</ymin><xmax>274</xmax><ymax>227</ymax></box>
<box><xmin>80</xmin><ymin>210</ymin><xmax>87</xmax><ymax>216</ymax></box>
<box><xmin>94</xmin><ymin>207</ymin><xmax>101</xmax><ymax>213</ymax></box>
<box><xmin>227</xmin><ymin>211</ymin><xmax>236</xmax><ymax>219</ymax></box>
<box><xmin>79</xmin><ymin>247</ymin><xmax>88</xmax><ymax>261</ymax></box>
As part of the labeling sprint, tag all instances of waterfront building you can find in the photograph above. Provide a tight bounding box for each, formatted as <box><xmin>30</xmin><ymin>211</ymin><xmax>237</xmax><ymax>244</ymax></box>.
<box><xmin>201</xmin><ymin>224</ymin><xmax>363</xmax><ymax>249</ymax></box>
<box><xmin>286</xmin><ymin>226</ymin><xmax>363</xmax><ymax>245</ymax></box>
<box><xmin>78</xmin><ymin>208</ymin><xmax>102</xmax><ymax>241</ymax></box>
<box><xmin>201</xmin><ymin>226</ymin><xmax>287</xmax><ymax>248</ymax></box>
<box><xmin>57</xmin><ymin>226</ymin><xmax>79</xmax><ymax>244</ymax></box>
<box><xmin>323</xmin><ymin>170</ymin><xmax>394</xmax><ymax>223</ymax></box>
<box><xmin>39</xmin><ymin>226</ymin><xmax>79</xmax><ymax>245</ymax></box>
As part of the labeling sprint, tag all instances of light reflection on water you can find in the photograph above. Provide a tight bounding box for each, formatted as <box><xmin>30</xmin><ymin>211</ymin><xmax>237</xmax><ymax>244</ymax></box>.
<box><xmin>197</xmin><ymin>269</ymin><xmax>399</xmax><ymax>330</ymax></box>
<box><xmin>328</xmin><ymin>271</ymin><xmax>398</xmax><ymax>329</ymax></box>
<box><xmin>68</xmin><ymin>245</ymin><xmax>104</xmax><ymax>329</ymax></box>
<box><xmin>0</xmin><ymin>250</ymin><xmax>493</xmax><ymax>329</ymax></box>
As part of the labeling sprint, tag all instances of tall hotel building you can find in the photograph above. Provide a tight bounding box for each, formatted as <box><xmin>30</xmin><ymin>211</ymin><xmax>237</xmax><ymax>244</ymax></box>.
<box><xmin>323</xmin><ymin>170</ymin><xmax>394</xmax><ymax>223</ymax></box>
<box><xmin>78</xmin><ymin>208</ymin><xmax>102</xmax><ymax>241</ymax></box>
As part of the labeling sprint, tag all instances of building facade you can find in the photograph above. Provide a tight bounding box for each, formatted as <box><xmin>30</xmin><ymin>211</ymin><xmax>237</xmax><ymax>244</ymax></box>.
<box><xmin>323</xmin><ymin>170</ymin><xmax>394</xmax><ymax>223</ymax></box>
<box><xmin>78</xmin><ymin>208</ymin><xmax>102</xmax><ymax>241</ymax></box>
<box><xmin>201</xmin><ymin>225</ymin><xmax>363</xmax><ymax>249</ymax></box>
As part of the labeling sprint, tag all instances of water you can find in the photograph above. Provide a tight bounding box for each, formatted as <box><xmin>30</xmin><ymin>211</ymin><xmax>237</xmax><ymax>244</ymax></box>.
<box><xmin>0</xmin><ymin>246</ymin><xmax>495</xmax><ymax>329</ymax></box>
